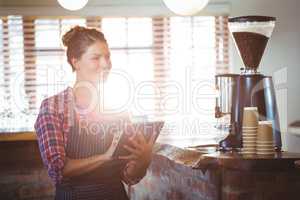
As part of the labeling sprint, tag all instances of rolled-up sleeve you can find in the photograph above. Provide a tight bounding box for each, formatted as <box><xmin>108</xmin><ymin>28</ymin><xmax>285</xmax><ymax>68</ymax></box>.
<box><xmin>34</xmin><ymin>99</ymin><xmax>66</xmax><ymax>184</ymax></box>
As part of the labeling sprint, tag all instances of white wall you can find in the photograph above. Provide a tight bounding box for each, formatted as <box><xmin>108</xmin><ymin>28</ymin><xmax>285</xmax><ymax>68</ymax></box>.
<box><xmin>228</xmin><ymin>0</ymin><xmax>300</xmax><ymax>152</ymax></box>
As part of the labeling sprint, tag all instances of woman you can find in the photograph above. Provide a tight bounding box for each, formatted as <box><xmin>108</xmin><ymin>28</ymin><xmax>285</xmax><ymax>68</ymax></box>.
<box><xmin>34</xmin><ymin>26</ymin><xmax>154</xmax><ymax>200</ymax></box>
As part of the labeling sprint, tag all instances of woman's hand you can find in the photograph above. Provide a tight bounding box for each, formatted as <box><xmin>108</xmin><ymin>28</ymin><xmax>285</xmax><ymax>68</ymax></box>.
<box><xmin>119</xmin><ymin>131</ymin><xmax>156</xmax><ymax>173</ymax></box>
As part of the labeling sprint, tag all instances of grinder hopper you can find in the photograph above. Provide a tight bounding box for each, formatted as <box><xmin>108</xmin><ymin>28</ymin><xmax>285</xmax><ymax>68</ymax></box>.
<box><xmin>229</xmin><ymin>16</ymin><xmax>275</xmax><ymax>73</ymax></box>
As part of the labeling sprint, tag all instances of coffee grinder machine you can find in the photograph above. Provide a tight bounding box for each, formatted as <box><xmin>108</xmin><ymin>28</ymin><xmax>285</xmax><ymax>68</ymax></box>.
<box><xmin>215</xmin><ymin>16</ymin><xmax>282</xmax><ymax>151</ymax></box>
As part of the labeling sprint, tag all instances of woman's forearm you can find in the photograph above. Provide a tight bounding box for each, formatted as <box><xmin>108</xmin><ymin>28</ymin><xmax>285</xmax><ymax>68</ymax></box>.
<box><xmin>62</xmin><ymin>154</ymin><xmax>110</xmax><ymax>178</ymax></box>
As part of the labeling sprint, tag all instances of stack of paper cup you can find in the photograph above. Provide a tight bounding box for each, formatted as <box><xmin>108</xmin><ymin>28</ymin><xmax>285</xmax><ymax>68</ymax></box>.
<box><xmin>241</xmin><ymin>107</ymin><xmax>259</xmax><ymax>154</ymax></box>
<box><xmin>256</xmin><ymin>121</ymin><xmax>274</xmax><ymax>155</ymax></box>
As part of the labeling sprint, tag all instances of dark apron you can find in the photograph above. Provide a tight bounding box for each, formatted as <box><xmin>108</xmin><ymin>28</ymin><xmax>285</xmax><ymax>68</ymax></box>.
<box><xmin>55</xmin><ymin>109</ymin><xmax>129</xmax><ymax>200</ymax></box>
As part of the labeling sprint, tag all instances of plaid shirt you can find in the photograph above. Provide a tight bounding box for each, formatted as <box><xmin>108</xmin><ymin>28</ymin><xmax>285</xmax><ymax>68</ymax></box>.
<box><xmin>34</xmin><ymin>87</ymin><xmax>145</xmax><ymax>185</ymax></box>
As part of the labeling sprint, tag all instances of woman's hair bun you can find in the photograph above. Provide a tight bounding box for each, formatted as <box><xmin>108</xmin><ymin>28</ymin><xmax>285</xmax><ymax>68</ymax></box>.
<box><xmin>62</xmin><ymin>25</ymin><xmax>107</xmax><ymax>71</ymax></box>
<box><xmin>62</xmin><ymin>26</ymin><xmax>84</xmax><ymax>47</ymax></box>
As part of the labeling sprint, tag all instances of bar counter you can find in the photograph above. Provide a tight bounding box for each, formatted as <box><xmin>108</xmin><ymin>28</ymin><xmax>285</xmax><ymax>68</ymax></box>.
<box><xmin>1</xmin><ymin>135</ymin><xmax>300</xmax><ymax>200</ymax></box>
<box><xmin>130</xmin><ymin>143</ymin><xmax>300</xmax><ymax>200</ymax></box>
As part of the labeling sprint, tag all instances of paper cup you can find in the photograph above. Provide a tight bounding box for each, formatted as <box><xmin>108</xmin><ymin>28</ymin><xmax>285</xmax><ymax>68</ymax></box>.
<box><xmin>243</xmin><ymin>142</ymin><xmax>256</xmax><ymax>148</ymax></box>
<box><xmin>243</xmin><ymin>131</ymin><xmax>257</xmax><ymax>134</ymax></box>
<box><xmin>257</xmin><ymin>151</ymin><xmax>275</xmax><ymax>155</ymax></box>
<box><xmin>243</xmin><ymin>138</ymin><xmax>257</xmax><ymax>141</ymax></box>
<box><xmin>243</xmin><ymin>134</ymin><xmax>257</xmax><ymax>138</ymax></box>
<box><xmin>242</xmin><ymin>149</ymin><xmax>256</xmax><ymax>151</ymax></box>
<box><xmin>243</xmin><ymin>130</ymin><xmax>257</xmax><ymax>133</ymax></box>
<box><xmin>256</xmin><ymin>145</ymin><xmax>274</xmax><ymax>148</ymax></box>
<box><xmin>243</xmin><ymin>126</ymin><xmax>258</xmax><ymax>130</ymax></box>
<box><xmin>243</xmin><ymin>137</ymin><xmax>257</xmax><ymax>141</ymax></box>
<box><xmin>256</xmin><ymin>142</ymin><xmax>273</xmax><ymax>145</ymax></box>
<box><xmin>243</xmin><ymin>142</ymin><xmax>256</xmax><ymax>146</ymax></box>
<box><xmin>243</xmin><ymin>135</ymin><xmax>257</xmax><ymax>139</ymax></box>
<box><xmin>243</xmin><ymin>139</ymin><xmax>256</xmax><ymax>143</ymax></box>
<box><xmin>244</xmin><ymin>146</ymin><xmax>256</xmax><ymax>149</ymax></box>
<box><xmin>244</xmin><ymin>139</ymin><xmax>257</xmax><ymax>142</ymax></box>
<box><xmin>256</xmin><ymin>144</ymin><xmax>274</xmax><ymax>147</ymax></box>
<box><xmin>257</xmin><ymin>146</ymin><xmax>274</xmax><ymax>150</ymax></box>
<box><xmin>257</xmin><ymin>149</ymin><xmax>274</xmax><ymax>152</ymax></box>
<box><xmin>243</xmin><ymin>145</ymin><xmax>256</xmax><ymax>149</ymax></box>
<box><xmin>243</xmin><ymin>141</ymin><xmax>256</xmax><ymax>144</ymax></box>
<box><xmin>257</xmin><ymin>140</ymin><xmax>274</xmax><ymax>144</ymax></box>
<box><xmin>243</xmin><ymin>136</ymin><xmax>256</xmax><ymax>139</ymax></box>
<box><xmin>243</xmin><ymin>138</ymin><xmax>256</xmax><ymax>141</ymax></box>
<box><xmin>243</xmin><ymin>141</ymin><xmax>257</xmax><ymax>144</ymax></box>
<box><xmin>243</xmin><ymin>132</ymin><xmax>257</xmax><ymax>135</ymax></box>
<box><xmin>257</xmin><ymin>121</ymin><xmax>273</xmax><ymax>143</ymax></box>
<box><xmin>242</xmin><ymin>151</ymin><xmax>256</xmax><ymax>154</ymax></box>
<box><xmin>243</xmin><ymin>107</ymin><xmax>259</xmax><ymax>127</ymax></box>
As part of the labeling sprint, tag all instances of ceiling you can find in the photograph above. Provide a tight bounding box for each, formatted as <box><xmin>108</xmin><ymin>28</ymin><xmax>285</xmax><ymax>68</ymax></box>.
<box><xmin>0</xmin><ymin>0</ymin><xmax>230</xmax><ymax>17</ymax></box>
<box><xmin>0</xmin><ymin>0</ymin><xmax>227</xmax><ymax>7</ymax></box>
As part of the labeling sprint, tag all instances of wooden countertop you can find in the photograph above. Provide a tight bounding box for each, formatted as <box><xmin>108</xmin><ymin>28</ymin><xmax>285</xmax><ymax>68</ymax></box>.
<box><xmin>153</xmin><ymin>143</ymin><xmax>300</xmax><ymax>171</ymax></box>
<box><xmin>0</xmin><ymin>132</ymin><xmax>37</xmax><ymax>142</ymax></box>
<box><xmin>200</xmin><ymin>151</ymin><xmax>300</xmax><ymax>170</ymax></box>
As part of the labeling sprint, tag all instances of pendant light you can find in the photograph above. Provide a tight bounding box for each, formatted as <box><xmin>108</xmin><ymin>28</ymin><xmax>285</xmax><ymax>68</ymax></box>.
<box><xmin>57</xmin><ymin>0</ymin><xmax>89</xmax><ymax>11</ymax></box>
<box><xmin>163</xmin><ymin>0</ymin><xmax>210</xmax><ymax>16</ymax></box>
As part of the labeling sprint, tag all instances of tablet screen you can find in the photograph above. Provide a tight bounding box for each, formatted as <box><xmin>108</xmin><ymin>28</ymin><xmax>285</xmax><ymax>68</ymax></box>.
<box><xmin>112</xmin><ymin>121</ymin><xmax>164</xmax><ymax>158</ymax></box>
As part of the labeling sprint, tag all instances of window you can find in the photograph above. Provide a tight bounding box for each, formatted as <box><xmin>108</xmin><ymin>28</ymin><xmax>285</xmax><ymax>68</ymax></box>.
<box><xmin>101</xmin><ymin>18</ymin><xmax>155</xmax><ymax>116</ymax></box>
<box><xmin>152</xmin><ymin>16</ymin><xmax>229</xmax><ymax>146</ymax></box>
<box><xmin>0</xmin><ymin>16</ymin><xmax>27</xmax><ymax>131</ymax></box>
<box><xmin>0</xmin><ymin>15</ymin><xmax>229</xmax><ymax>146</ymax></box>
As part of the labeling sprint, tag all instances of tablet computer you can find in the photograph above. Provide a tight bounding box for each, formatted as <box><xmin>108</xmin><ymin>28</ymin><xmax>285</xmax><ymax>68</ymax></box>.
<box><xmin>112</xmin><ymin>121</ymin><xmax>164</xmax><ymax>158</ymax></box>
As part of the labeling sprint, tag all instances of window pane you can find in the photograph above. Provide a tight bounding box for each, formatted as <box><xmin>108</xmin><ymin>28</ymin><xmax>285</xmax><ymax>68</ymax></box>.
<box><xmin>35</xmin><ymin>51</ymin><xmax>74</xmax><ymax>107</ymax></box>
<box><xmin>105</xmin><ymin>49</ymin><xmax>154</xmax><ymax>116</ymax></box>
<box><xmin>0</xmin><ymin>16</ymin><xmax>29</xmax><ymax>131</ymax></box>
<box><xmin>7</xmin><ymin>16</ymin><xmax>25</xmax><ymax>114</ymax></box>
<box><xmin>127</xmin><ymin>49</ymin><xmax>154</xmax><ymax>116</ymax></box>
<box><xmin>102</xmin><ymin>18</ymin><xmax>127</xmax><ymax>48</ymax></box>
<box><xmin>35</xmin><ymin>19</ymin><xmax>60</xmax><ymax>48</ymax></box>
<box><xmin>128</xmin><ymin>18</ymin><xmax>152</xmax><ymax>47</ymax></box>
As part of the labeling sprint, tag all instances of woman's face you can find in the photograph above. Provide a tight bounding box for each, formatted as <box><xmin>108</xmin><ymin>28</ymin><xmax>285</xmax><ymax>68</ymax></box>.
<box><xmin>73</xmin><ymin>40</ymin><xmax>112</xmax><ymax>82</ymax></box>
